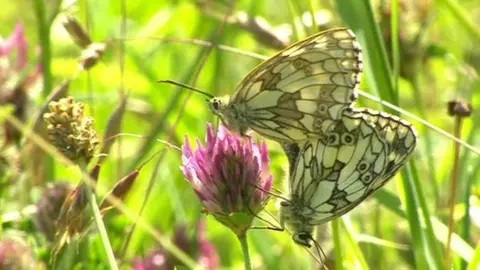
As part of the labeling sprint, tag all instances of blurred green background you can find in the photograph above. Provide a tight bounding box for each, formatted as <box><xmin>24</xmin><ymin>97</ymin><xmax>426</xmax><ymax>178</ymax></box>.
<box><xmin>1</xmin><ymin>0</ymin><xmax>480</xmax><ymax>269</ymax></box>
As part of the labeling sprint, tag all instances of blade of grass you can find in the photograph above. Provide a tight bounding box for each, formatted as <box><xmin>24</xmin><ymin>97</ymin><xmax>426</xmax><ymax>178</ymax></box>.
<box><xmin>467</xmin><ymin>241</ymin><xmax>480</xmax><ymax>270</ymax></box>
<box><xmin>33</xmin><ymin>0</ymin><xmax>55</xmax><ymax>183</ymax></box>
<box><xmin>458</xmin><ymin>106</ymin><xmax>480</xmax><ymax>270</ymax></box>
<box><xmin>406</xmin><ymin>161</ymin><xmax>444</xmax><ymax>270</ymax></box>
<box><xmin>398</xmin><ymin>165</ymin><xmax>428</xmax><ymax>269</ymax></box>
<box><xmin>342</xmin><ymin>217</ymin><xmax>370</xmax><ymax>269</ymax></box>
<box><xmin>331</xmin><ymin>219</ymin><xmax>344</xmax><ymax>270</ymax></box>
<box><xmin>373</xmin><ymin>189</ymin><xmax>406</xmax><ymax>218</ymax></box>
<box><xmin>33</xmin><ymin>0</ymin><xmax>53</xmax><ymax>98</ymax></box>
<box><xmin>410</xmin><ymin>77</ymin><xmax>439</xmax><ymax>210</ymax></box>
<box><xmin>389</xmin><ymin>7</ymin><xmax>439</xmax><ymax>257</ymax></box>
<box><xmin>390</xmin><ymin>0</ymin><xmax>399</xmax><ymax>101</ymax></box>
<box><xmin>431</xmin><ymin>216</ymin><xmax>474</xmax><ymax>263</ymax></box>
<box><xmin>79</xmin><ymin>161</ymin><xmax>118</xmax><ymax>270</ymax></box>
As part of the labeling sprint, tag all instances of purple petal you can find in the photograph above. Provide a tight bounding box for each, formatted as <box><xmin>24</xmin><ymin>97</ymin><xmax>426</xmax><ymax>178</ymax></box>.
<box><xmin>182</xmin><ymin>136</ymin><xmax>193</xmax><ymax>159</ymax></box>
<box><xmin>206</xmin><ymin>123</ymin><xmax>216</xmax><ymax>155</ymax></box>
<box><xmin>8</xmin><ymin>23</ymin><xmax>28</xmax><ymax>70</ymax></box>
<box><xmin>264</xmin><ymin>175</ymin><xmax>273</xmax><ymax>192</ymax></box>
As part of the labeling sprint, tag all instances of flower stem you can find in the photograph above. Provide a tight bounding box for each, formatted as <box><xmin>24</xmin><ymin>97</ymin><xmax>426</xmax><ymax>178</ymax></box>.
<box><xmin>237</xmin><ymin>233</ymin><xmax>252</xmax><ymax>270</ymax></box>
<box><xmin>445</xmin><ymin>116</ymin><xmax>463</xmax><ymax>268</ymax></box>
<box><xmin>80</xmin><ymin>162</ymin><xmax>118</xmax><ymax>270</ymax></box>
<box><xmin>33</xmin><ymin>0</ymin><xmax>53</xmax><ymax>98</ymax></box>
<box><xmin>33</xmin><ymin>0</ymin><xmax>56</xmax><ymax>186</ymax></box>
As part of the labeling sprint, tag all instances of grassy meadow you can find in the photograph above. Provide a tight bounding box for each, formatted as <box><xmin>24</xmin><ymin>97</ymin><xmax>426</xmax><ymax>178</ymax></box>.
<box><xmin>1</xmin><ymin>0</ymin><xmax>480</xmax><ymax>269</ymax></box>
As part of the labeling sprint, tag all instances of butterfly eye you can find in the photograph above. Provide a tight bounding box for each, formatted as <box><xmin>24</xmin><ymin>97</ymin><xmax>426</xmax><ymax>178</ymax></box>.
<box><xmin>280</xmin><ymin>201</ymin><xmax>290</xmax><ymax>206</ymax></box>
<box><xmin>299</xmin><ymin>233</ymin><xmax>309</xmax><ymax>240</ymax></box>
<box><xmin>341</xmin><ymin>133</ymin><xmax>355</xmax><ymax>145</ymax></box>
<box><xmin>211</xmin><ymin>99</ymin><xmax>220</xmax><ymax>111</ymax></box>
<box><xmin>293</xmin><ymin>232</ymin><xmax>312</xmax><ymax>247</ymax></box>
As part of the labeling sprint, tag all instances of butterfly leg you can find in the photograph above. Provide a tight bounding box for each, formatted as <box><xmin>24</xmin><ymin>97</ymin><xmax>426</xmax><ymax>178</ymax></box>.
<box><xmin>245</xmin><ymin>199</ymin><xmax>283</xmax><ymax>231</ymax></box>
<box><xmin>249</xmin><ymin>226</ymin><xmax>284</xmax><ymax>231</ymax></box>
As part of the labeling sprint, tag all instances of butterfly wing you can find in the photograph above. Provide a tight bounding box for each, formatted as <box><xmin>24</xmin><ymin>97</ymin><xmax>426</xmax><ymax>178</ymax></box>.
<box><xmin>283</xmin><ymin>109</ymin><xmax>417</xmax><ymax>225</ymax></box>
<box><xmin>356</xmin><ymin>109</ymin><xmax>418</xmax><ymax>191</ymax></box>
<box><xmin>231</xmin><ymin>28</ymin><xmax>362</xmax><ymax>142</ymax></box>
<box><xmin>355</xmin><ymin>109</ymin><xmax>418</xmax><ymax>186</ymax></box>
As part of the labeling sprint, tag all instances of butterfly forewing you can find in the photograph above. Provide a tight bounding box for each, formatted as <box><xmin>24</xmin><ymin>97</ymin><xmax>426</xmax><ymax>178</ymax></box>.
<box><xmin>224</xmin><ymin>28</ymin><xmax>363</xmax><ymax>142</ymax></box>
<box><xmin>283</xmin><ymin>109</ymin><xmax>417</xmax><ymax>225</ymax></box>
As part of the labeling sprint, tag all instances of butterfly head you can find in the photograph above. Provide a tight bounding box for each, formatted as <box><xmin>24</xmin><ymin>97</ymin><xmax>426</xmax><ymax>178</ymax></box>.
<box><xmin>208</xmin><ymin>96</ymin><xmax>251</xmax><ymax>136</ymax></box>
<box><xmin>280</xmin><ymin>200</ymin><xmax>315</xmax><ymax>247</ymax></box>
<box><xmin>292</xmin><ymin>232</ymin><xmax>313</xmax><ymax>247</ymax></box>
<box><xmin>208</xmin><ymin>96</ymin><xmax>230</xmax><ymax>116</ymax></box>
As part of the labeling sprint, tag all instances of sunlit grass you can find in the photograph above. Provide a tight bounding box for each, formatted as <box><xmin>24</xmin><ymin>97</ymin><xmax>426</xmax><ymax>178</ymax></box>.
<box><xmin>1</xmin><ymin>0</ymin><xmax>480</xmax><ymax>269</ymax></box>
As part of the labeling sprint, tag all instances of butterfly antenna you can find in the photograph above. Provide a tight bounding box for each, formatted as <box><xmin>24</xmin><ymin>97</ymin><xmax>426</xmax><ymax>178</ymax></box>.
<box><xmin>243</xmin><ymin>181</ymin><xmax>284</xmax><ymax>231</ymax></box>
<box><xmin>250</xmin><ymin>183</ymin><xmax>292</xmax><ymax>203</ymax></box>
<box><xmin>270</xmin><ymin>185</ymin><xmax>284</xmax><ymax>194</ymax></box>
<box><xmin>310</xmin><ymin>236</ymin><xmax>328</xmax><ymax>270</ymax></box>
<box><xmin>157</xmin><ymin>79</ymin><xmax>214</xmax><ymax>99</ymax></box>
<box><xmin>263</xmin><ymin>206</ymin><xmax>281</xmax><ymax>223</ymax></box>
<box><xmin>245</xmin><ymin>203</ymin><xmax>283</xmax><ymax>231</ymax></box>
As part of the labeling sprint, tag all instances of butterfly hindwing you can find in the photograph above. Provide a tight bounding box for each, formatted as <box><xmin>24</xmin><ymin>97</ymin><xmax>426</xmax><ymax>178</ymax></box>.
<box><xmin>217</xmin><ymin>28</ymin><xmax>363</xmax><ymax>142</ymax></box>
<box><xmin>283</xmin><ymin>109</ymin><xmax>417</xmax><ymax>225</ymax></box>
<box><xmin>357</xmin><ymin>109</ymin><xmax>418</xmax><ymax>190</ymax></box>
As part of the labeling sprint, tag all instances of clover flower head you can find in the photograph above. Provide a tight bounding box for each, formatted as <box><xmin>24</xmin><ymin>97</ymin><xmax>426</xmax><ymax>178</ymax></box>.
<box><xmin>43</xmin><ymin>97</ymin><xmax>99</xmax><ymax>163</ymax></box>
<box><xmin>181</xmin><ymin>124</ymin><xmax>273</xmax><ymax>235</ymax></box>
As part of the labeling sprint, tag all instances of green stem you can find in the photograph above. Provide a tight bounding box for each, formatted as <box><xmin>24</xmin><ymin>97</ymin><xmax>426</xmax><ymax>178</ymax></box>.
<box><xmin>33</xmin><ymin>0</ymin><xmax>55</xmax><ymax>184</ymax></box>
<box><xmin>237</xmin><ymin>233</ymin><xmax>252</xmax><ymax>270</ymax></box>
<box><xmin>445</xmin><ymin>116</ymin><xmax>463</xmax><ymax>268</ymax></box>
<box><xmin>33</xmin><ymin>0</ymin><xmax>53</xmax><ymax>98</ymax></box>
<box><xmin>80</xmin><ymin>162</ymin><xmax>118</xmax><ymax>270</ymax></box>
<box><xmin>79</xmin><ymin>237</ymin><xmax>89</xmax><ymax>270</ymax></box>
<box><xmin>331</xmin><ymin>219</ymin><xmax>343</xmax><ymax>270</ymax></box>
<box><xmin>391</xmin><ymin>0</ymin><xmax>400</xmax><ymax>101</ymax></box>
